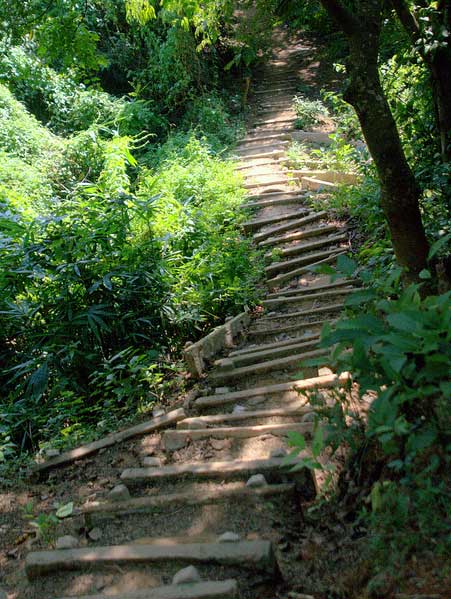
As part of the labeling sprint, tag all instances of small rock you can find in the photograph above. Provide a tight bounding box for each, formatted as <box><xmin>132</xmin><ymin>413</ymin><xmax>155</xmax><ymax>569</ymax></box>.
<box><xmin>215</xmin><ymin>387</ymin><xmax>230</xmax><ymax>395</ymax></box>
<box><xmin>172</xmin><ymin>565</ymin><xmax>201</xmax><ymax>585</ymax></box>
<box><xmin>88</xmin><ymin>527</ymin><xmax>102</xmax><ymax>541</ymax></box>
<box><xmin>270</xmin><ymin>447</ymin><xmax>287</xmax><ymax>458</ymax></box>
<box><xmin>142</xmin><ymin>456</ymin><xmax>164</xmax><ymax>467</ymax></box>
<box><xmin>318</xmin><ymin>367</ymin><xmax>333</xmax><ymax>376</ymax></box>
<box><xmin>98</xmin><ymin>477</ymin><xmax>109</xmax><ymax>486</ymax></box>
<box><xmin>107</xmin><ymin>484</ymin><xmax>130</xmax><ymax>502</ymax></box>
<box><xmin>45</xmin><ymin>448</ymin><xmax>60</xmax><ymax>458</ymax></box>
<box><xmin>218</xmin><ymin>532</ymin><xmax>241</xmax><ymax>543</ymax></box>
<box><xmin>152</xmin><ymin>407</ymin><xmax>165</xmax><ymax>418</ymax></box>
<box><xmin>232</xmin><ymin>405</ymin><xmax>246</xmax><ymax>414</ymax></box>
<box><xmin>210</xmin><ymin>438</ymin><xmax>232</xmax><ymax>451</ymax></box>
<box><xmin>55</xmin><ymin>535</ymin><xmax>79</xmax><ymax>550</ymax></box>
<box><xmin>246</xmin><ymin>474</ymin><xmax>267</xmax><ymax>488</ymax></box>
<box><xmin>40</xmin><ymin>494</ymin><xmax>49</xmax><ymax>501</ymax></box>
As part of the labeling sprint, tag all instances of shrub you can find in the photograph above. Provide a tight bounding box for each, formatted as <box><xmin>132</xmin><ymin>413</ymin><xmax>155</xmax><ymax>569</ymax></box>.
<box><xmin>293</xmin><ymin>95</ymin><xmax>329</xmax><ymax>130</ymax></box>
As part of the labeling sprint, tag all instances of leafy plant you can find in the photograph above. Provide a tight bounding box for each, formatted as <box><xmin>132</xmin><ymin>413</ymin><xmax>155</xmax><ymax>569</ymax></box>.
<box><xmin>292</xmin><ymin>95</ymin><xmax>329</xmax><ymax>130</ymax></box>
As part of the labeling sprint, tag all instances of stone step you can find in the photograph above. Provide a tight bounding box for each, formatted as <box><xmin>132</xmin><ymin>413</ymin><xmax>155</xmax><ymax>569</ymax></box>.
<box><xmin>58</xmin><ymin>580</ymin><xmax>238</xmax><ymax>599</ymax></box>
<box><xmin>177</xmin><ymin>409</ymin><xmax>310</xmax><ymax>429</ymax></box>
<box><xmin>242</xmin><ymin>194</ymin><xmax>308</xmax><ymax>210</ymax></box>
<box><xmin>266</xmin><ymin>250</ymin><xmax>346</xmax><ymax>288</ymax></box>
<box><xmin>216</xmin><ymin>337</ymin><xmax>320</xmax><ymax>369</ymax></box>
<box><xmin>265</xmin><ymin>232</ymin><xmax>347</xmax><ymax>260</ymax></box>
<box><xmin>243</xmin><ymin>208</ymin><xmax>309</xmax><ymax>232</ymax></box>
<box><xmin>233</xmin><ymin>143</ymin><xmax>289</xmax><ymax>157</ymax></box>
<box><xmin>121</xmin><ymin>457</ymin><xmax>312</xmax><ymax>488</ymax></box>
<box><xmin>291</xmin><ymin>131</ymin><xmax>333</xmax><ymax>145</ymax></box>
<box><xmin>246</xmin><ymin>188</ymin><xmax>305</xmax><ymax>201</ymax></box>
<box><xmin>253</xmin><ymin>85</ymin><xmax>297</xmax><ymax>95</ymax></box>
<box><xmin>265</xmin><ymin>247</ymin><xmax>346</xmax><ymax>276</ymax></box>
<box><xmin>262</xmin><ymin>288</ymin><xmax>354</xmax><ymax>308</ymax></box>
<box><xmin>163</xmin><ymin>422</ymin><xmax>313</xmax><ymax>451</ymax></box>
<box><xmin>248</xmin><ymin>319</ymin><xmax>336</xmax><ymax>339</ymax></box>
<box><xmin>259</xmin><ymin>222</ymin><xmax>336</xmax><ymax>247</ymax></box>
<box><xmin>254</xmin><ymin>212</ymin><xmax>327</xmax><ymax>243</ymax></box>
<box><xmin>80</xmin><ymin>483</ymin><xmax>295</xmax><ymax>519</ymax></box>
<box><xmin>301</xmin><ymin>177</ymin><xmax>338</xmax><ymax>192</ymax></box>
<box><xmin>252</xmin><ymin>116</ymin><xmax>297</xmax><ymax>127</ymax></box>
<box><xmin>292</xmin><ymin>169</ymin><xmax>360</xmax><ymax>185</ymax></box>
<box><xmin>237</xmin><ymin>132</ymin><xmax>291</xmax><ymax>145</ymax></box>
<box><xmin>193</xmin><ymin>372</ymin><xmax>350</xmax><ymax>410</ymax></box>
<box><xmin>243</xmin><ymin>177</ymin><xmax>289</xmax><ymax>191</ymax></box>
<box><xmin>259</xmin><ymin>302</ymin><xmax>345</xmax><ymax>323</ymax></box>
<box><xmin>26</xmin><ymin>540</ymin><xmax>277</xmax><ymax>580</ymax></box>
<box><xmin>233</xmin><ymin>149</ymin><xmax>284</xmax><ymax>161</ymax></box>
<box><xmin>229</xmin><ymin>332</ymin><xmax>320</xmax><ymax>358</ymax></box>
<box><xmin>33</xmin><ymin>409</ymin><xmax>186</xmax><ymax>474</ymax></box>
<box><xmin>268</xmin><ymin>278</ymin><xmax>358</xmax><ymax>298</ymax></box>
<box><xmin>235</xmin><ymin>159</ymin><xmax>279</xmax><ymax>171</ymax></box>
<box><xmin>208</xmin><ymin>348</ymin><xmax>329</xmax><ymax>384</ymax></box>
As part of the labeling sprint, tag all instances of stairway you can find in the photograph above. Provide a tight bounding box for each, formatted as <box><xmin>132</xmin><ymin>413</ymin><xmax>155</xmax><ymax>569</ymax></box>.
<box><xmin>24</xmin><ymin>31</ymin><xmax>357</xmax><ymax>599</ymax></box>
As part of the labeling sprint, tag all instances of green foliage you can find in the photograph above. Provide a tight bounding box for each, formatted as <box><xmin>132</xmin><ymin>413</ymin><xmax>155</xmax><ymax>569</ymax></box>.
<box><xmin>292</xmin><ymin>95</ymin><xmax>329</xmax><ymax>130</ymax></box>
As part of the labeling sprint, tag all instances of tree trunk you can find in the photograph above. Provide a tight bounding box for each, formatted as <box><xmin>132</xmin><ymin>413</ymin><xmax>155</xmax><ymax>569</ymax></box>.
<box><xmin>320</xmin><ymin>0</ymin><xmax>430</xmax><ymax>279</ymax></box>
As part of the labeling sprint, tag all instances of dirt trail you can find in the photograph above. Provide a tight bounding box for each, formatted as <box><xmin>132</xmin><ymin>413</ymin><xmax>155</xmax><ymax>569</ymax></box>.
<box><xmin>3</xmin><ymin>28</ymin><xmax>361</xmax><ymax>599</ymax></box>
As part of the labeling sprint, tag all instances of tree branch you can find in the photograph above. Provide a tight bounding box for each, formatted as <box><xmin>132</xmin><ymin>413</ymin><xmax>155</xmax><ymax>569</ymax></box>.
<box><xmin>390</xmin><ymin>0</ymin><xmax>423</xmax><ymax>51</ymax></box>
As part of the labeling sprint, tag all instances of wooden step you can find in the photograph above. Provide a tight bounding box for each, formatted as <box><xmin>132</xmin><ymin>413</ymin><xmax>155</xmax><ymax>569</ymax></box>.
<box><xmin>217</xmin><ymin>337</ymin><xmax>320</xmax><ymax>368</ymax></box>
<box><xmin>233</xmin><ymin>142</ymin><xmax>289</xmax><ymax>157</ymax></box>
<box><xmin>301</xmin><ymin>177</ymin><xmax>338</xmax><ymax>192</ymax></box>
<box><xmin>258</xmin><ymin>218</ymin><xmax>332</xmax><ymax>247</ymax></box>
<box><xmin>237</xmin><ymin>132</ymin><xmax>291</xmax><ymax>145</ymax></box>
<box><xmin>262</xmin><ymin>288</ymin><xmax>354</xmax><ymax>308</ymax></box>
<box><xmin>208</xmin><ymin>348</ymin><xmax>329</xmax><ymax>384</ymax></box>
<box><xmin>254</xmin><ymin>212</ymin><xmax>327</xmax><ymax>243</ymax></box>
<box><xmin>58</xmin><ymin>580</ymin><xmax>239</xmax><ymax>599</ymax></box>
<box><xmin>121</xmin><ymin>456</ymin><xmax>312</xmax><ymax>487</ymax></box>
<box><xmin>194</xmin><ymin>372</ymin><xmax>350</xmax><ymax>410</ymax></box>
<box><xmin>242</xmin><ymin>194</ymin><xmax>307</xmax><ymax>210</ymax></box>
<box><xmin>253</xmin><ymin>116</ymin><xmax>297</xmax><ymax>127</ymax></box>
<box><xmin>243</xmin><ymin>177</ymin><xmax>289</xmax><ymax>190</ymax></box>
<box><xmin>253</xmin><ymin>85</ymin><xmax>297</xmax><ymax>95</ymax></box>
<box><xmin>243</xmin><ymin>208</ymin><xmax>308</xmax><ymax>232</ymax></box>
<box><xmin>266</xmin><ymin>250</ymin><xmax>346</xmax><ymax>288</ymax></box>
<box><xmin>232</xmin><ymin>149</ymin><xmax>284</xmax><ymax>161</ymax></box>
<box><xmin>163</xmin><ymin>422</ymin><xmax>313</xmax><ymax>450</ymax></box>
<box><xmin>265</xmin><ymin>248</ymin><xmax>346</xmax><ymax>276</ymax></box>
<box><xmin>178</xmin><ymin>409</ymin><xmax>310</xmax><ymax>429</ymax></box>
<box><xmin>80</xmin><ymin>483</ymin><xmax>295</xmax><ymax>519</ymax></box>
<box><xmin>246</xmin><ymin>188</ymin><xmax>305</xmax><ymax>201</ymax></box>
<box><xmin>265</xmin><ymin>233</ymin><xmax>347</xmax><ymax>260</ymax></box>
<box><xmin>26</xmin><ymin>540</ymin><xmax>277</xmax><ymax>580</ymax></box>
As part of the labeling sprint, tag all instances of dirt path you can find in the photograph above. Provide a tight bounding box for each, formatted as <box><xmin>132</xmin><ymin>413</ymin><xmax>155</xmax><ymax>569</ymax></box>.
<box><xmin>2</xmin><ymin>28</ymin><xmax>362</xmax><ymax>599</ymax></box>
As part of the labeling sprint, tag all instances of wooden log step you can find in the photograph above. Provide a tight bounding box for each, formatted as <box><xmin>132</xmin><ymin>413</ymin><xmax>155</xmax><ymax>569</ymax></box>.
<box><xmin>26</xmin><ymin>540</ymin><xmax>277</xmax><ymax>580</ymax></box>
<box><xmin>229</xmin><ymin>333</ymin><xmax>319</xmax><ymax>358</ymax></box>
<box><xmin>121</xmin><ymin>457</ymin><xmax>311</xmax><ymax>487</ymax></box>
<box><xmin>253</xmin><ymin>85</ymin><xmax>297</xmax><ymax>95</ymax></box>
<box><xmin>216</xmin><ymin>337</ymin><xmax>320</xmax><ymax>369</ymax></box>
<box><xmin>177</xmin><ymin>409</ymin><xmax>310</xmax><ymax>429</ymax></box>
<box><xmin>259</xmin><ymin>222</ymin><xmax>338</xmax><ymax>248</ymax></box>
<box><xmin>262</xmin><ymin>288</ymin><xmax>354</xmax><ymax>308</ymax></box>
<box><xmin>265</xmin><ymin>233</ymin><xmax>347</xmax><ymax>260</ymax></box>
<box><xmin>194</xmin><ymin>372</ymin><xmax>350</xmax><ymax>410</ymax></box>
<box><xmin>58</xmin><ymin>580</ymin><xmax>238</xmax><ymax>599</ymax></box>
<box><xmin>266</xmin><ymin>250</ymin><xmax>347</xmax><ymax>288</ymax></box>
<box><xmin>253</xmin><ymin>116</ymin><xmax>297</xmax><ymax>127</ymax></box>
<box><xmin>254</xmin><ymin>212</ymin><xmax>327</xmax><ymax>243</ymax></box>
<box><xmin>265</xmin><ymin>248</ymin><xmax>345</xmax><ymax>277</ymax></box>
<box><xmin>33</xmin><ymin>409</ymin><xmax>186</xmax><ymax>474</ymax></box>
<box><xmin>80</xmin><ymin>483</ymin><xmax>295</xmax><ymax>519</ymax></box>
<box><xmin>248</xmin><ymin>319</ymin><xmax>336</xmax><ymax>339</ymax></box>
<box><xmin>243</xmin><ymin>208</ymin><xmax>309</xmax><ymax>232</ymax></box>
<box><xmin>208</xmin><ymin>348</ymin><xmax>329</xmax><ymax>384</ymax></box>
<box><xmin>235</xmin><ymin>159</ymin><xmax>279</xmax><ymax>171</ymax></box>
<box><xmin>301</xmin><ymin>177</ymin><xmax>338</xmax><ymax>192</ymax></box>
<box><xmin>232</xmin><ymin>149</ymin><xmax>284</xmax><ymax>161</ymax></box>
<box><xmin>267</xmin><ymin>278</ymin><xmax>358</xmax><ymax>298</ymax></box>
<box><xmin>163</xmin><ymin>422</ymin><xmax>312</xmax><ymax>451</ymax></box>
<box><xmin>243</xmin><ymin>168</ymin><xmax>285</xmax><ymax>179</ymax></box>
<box><xmin>260</xmin><ymin>303</ymin><xmax>345</xmax><ymax>323</ymax></box>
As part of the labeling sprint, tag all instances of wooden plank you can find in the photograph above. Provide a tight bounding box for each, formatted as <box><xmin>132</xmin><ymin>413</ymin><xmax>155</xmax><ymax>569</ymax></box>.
<box><xmin>177</xmin><ymin>409</ymin><xmax>310</xmax><ymax>428</ymax></box>
<box><xmin>243</xmin><ymin>209</ymin><xmax>309</xmax><ymax>232</ymax></box>
<box><xmin>265</xmin><ymin>248</ymin><xmax>345</xmax><ymax>276</ymax></box>
<box><xmin>26</xmin><ymin>540</ymin><xmax>276</xmax><ymax>580</ymax></box>
<box><xmin>254</xmin><ymin>212</ymin><xmax>327</xmax><ymax>243</ymax></box>
<box><xmin>262</xmin><ymin>288</ymin><xmax>354</xmax><ymax>308</ymax></box>
<box><xmin>217</xmin><ymin>338</ymin><xmax>321</xmax><ymax>368</ymax></box>
<box><xmin>260</xmin><ymin>302</ymin><xmax>345</xmax><ymax>322</ymax></box>
<box><xmin>265</xmin><ymin>233</ymin><xmax>347</xmax><ymax>259</ymax></box>
<box><xmin>258</xmin><ymin>221</ymin><xmax>334</xmax><ymax>247</ymax></box>
<box><xmin>33</xmin><ymin>409</ymin><xmax>186</xmax><ymax>474</ymax></box>
<box><xmin>266</xmin><ymin>251</ymin><xmax>347</xmax><ymax>288</ymax></box>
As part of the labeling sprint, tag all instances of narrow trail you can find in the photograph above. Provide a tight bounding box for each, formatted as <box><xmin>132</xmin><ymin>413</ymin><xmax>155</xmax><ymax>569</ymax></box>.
<box><xmin>21</xmin><ymin>29</ymin><xmax>359</xmax><ymax>599</ymax></box>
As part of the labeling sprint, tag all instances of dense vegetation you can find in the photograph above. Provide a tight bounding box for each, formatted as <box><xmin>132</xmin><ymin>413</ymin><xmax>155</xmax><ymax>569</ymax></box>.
<box><xmin>1</xmin><ymin>0</ymin><xmax>450</xmax><ymax>591</ymax></box>
<box><xmin>0</xmin><ymin>0</ymin><xmax>267</xmax><ymax>466</ymax></box>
